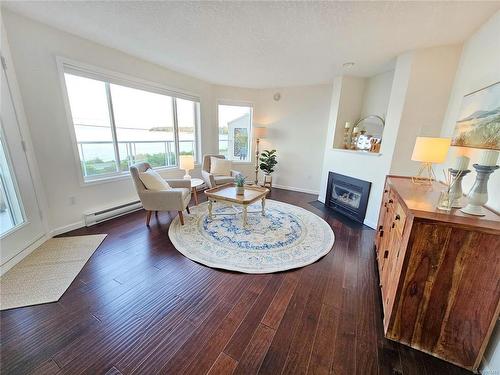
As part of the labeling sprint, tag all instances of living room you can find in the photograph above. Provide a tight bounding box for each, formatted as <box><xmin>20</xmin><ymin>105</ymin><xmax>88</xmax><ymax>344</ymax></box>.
<box><xmin>1</xmin><ymin>2</ymin><xmax>499</xmax><ymax>374</ymax></box>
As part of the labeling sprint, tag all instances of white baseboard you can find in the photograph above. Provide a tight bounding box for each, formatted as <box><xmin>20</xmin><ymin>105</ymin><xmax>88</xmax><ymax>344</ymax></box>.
<box><xmin>49</xmin><ymin>220</ymin><xmax>85</xmax><ymax>237</ymax></box>
<box><xmin>0</xmin><ymin>235</ymin><xmax>48</xmax><ymax>276</ymax></box>
<box><xmin>272</xmin><ymin>184</ymin><xmax>319</xmax><ymax>196</ymax></box>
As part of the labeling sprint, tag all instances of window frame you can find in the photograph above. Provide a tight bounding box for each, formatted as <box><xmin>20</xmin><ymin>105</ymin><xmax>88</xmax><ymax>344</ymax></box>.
<box><xmin>56</xmin><ymin>57</ymin><xmax>201</xmax><ymax>185</ymax></box>
<box><xmin>216</xmin><ymin>100</ymin><xmax>254</xmax><ymax>164</ymax></box>
<box><xmin>0</xmin><ymin>125</ymin><xmax>26</xmax><ymax>238</ymax></box>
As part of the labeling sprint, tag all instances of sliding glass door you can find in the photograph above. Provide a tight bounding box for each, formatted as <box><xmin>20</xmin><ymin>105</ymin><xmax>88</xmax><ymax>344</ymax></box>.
<box><xmin>0</xmin><ymin>128</ymin><xmax>24</xmax><ymax>235</ymax></box>
<box><xmin>0</xmin><ymin>52</ymin><xmax>45</xmax><ymax>270</ymax></box>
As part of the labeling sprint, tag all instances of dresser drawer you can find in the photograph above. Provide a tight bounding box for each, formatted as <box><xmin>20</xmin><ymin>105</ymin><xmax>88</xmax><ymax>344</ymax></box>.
<box><xmin>393</xmin><ymin>202</ymin><xmax>406</xmax><ymax>236</ymax></box>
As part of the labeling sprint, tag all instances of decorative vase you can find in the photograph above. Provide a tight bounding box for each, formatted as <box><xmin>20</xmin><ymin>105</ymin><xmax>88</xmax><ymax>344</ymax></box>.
<box><xmin>461</xmin><ymin>164</ymin><xmax>499</xmax><ymax>216</ymax></box>
<box><xmin>437</xmin><ymin>190</ymin><xmax>452</xmax><ymax>212</ymax></box>
<box><xmin>236</xmin><ymin>186</ymin><xmax>245</xmax><ymax>195</ymax></box>
<box><xmin>263</xmin><ymin>174</ymin><xmax>272</xmax><ymax>189</ymax></box>
<box><xmin>448</xmin><ymin>168</ymin><xmax>471</xmax><ymax>208</ymax></box>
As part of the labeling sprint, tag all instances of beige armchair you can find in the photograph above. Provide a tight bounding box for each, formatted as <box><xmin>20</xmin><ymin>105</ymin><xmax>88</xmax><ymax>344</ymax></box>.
<box><xmin>130</xmin><ymin>162</ymin><xmax>191</xmax><ymax>225</ymax></box>
<box><xmin>201</xmin><ymin>154</ymin><xmax>241</xmax><ymax>189</ymax></box>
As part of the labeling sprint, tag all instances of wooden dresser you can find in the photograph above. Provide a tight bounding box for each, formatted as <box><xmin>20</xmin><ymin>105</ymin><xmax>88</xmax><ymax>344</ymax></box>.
<box><xmin>374</xmin><ymin>176</ymin><xmax>500</xmax><ymax>372</ymax></box>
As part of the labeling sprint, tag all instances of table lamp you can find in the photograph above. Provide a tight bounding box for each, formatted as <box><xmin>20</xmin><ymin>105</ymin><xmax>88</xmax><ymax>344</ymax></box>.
<box><xmin>411</xmin><ymin>137</ymin><xmax>450</xmax><ymax>185</ymax></box>
<box><xmin>254</xmin><ymin>127</ymin><xmax>267</xmax><ymax>185</ymax></box>
<box><xmin>179</xmin><ymin>155</ymin><xmax>194</xmax><ymax>180</ymax></box>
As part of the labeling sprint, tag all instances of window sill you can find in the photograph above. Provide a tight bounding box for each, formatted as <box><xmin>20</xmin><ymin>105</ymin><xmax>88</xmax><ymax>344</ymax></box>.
<box><xmin>331</xmin><ymin>148</ymin><xmax>383</xmax><ymax>157</ymax></box>
<box><xmin>230</xmin><ymin>161</ymin><xmax>253</xmax><ymax>165</ymax></box>
<box><xmin>80</xmin><ymin>165</ymin><xmax>184</xmax><ymax>187</ymax></box>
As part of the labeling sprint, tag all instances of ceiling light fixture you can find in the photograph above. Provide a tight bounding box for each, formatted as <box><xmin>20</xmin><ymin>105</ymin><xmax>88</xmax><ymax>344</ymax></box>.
<box><xmin>343</xmin><ymin>62</ymin><xmax>355</xmax><ymax>68</ymax></box>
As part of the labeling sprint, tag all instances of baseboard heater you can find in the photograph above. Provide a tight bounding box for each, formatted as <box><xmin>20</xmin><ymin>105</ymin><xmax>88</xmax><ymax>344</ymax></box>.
<box><xmin>84</xmin><ymin>200</ymin><xmax>143</xmax><ymax>226</ymax></box>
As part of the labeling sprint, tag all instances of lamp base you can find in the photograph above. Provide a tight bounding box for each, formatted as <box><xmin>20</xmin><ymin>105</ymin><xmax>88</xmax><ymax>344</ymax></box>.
<box><xmin>449</xmin><ymin>169</ymin><xmax>470</xmax><ymax>208</ymax></box>
<box><xmin>412</xmin><ymin>162</ymin><xmax>436</xmax><ymax>185</ymax></box>
<box><xmin>460</xmin><ymin>164</ymin><xmax>498</xmax><ymax>217</ymax></box>
<box><xmin>255</xmin><ymin>139</ymin><xmax>260</xmax><ymax>185</ymax></box>
<box><xmin>460</xmin><ymin>204</ymin><xmax>486</xmax><ymax>216</ymax></box>
<box><xmin>183</xmin><ymin>171</ymin><xmax>191</xmax><ymax>180</ymax></box>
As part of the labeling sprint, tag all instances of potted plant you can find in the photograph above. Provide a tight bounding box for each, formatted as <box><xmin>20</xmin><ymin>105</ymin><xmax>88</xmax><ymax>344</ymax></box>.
<box><xmin>234</xmin><ymin>174</ymin><xmax>247</xmax><ymax>195</ymax></box>
<box><xmin>259</xmin><ymin>149</ymin><xmax>278</xmax><ymax>188</ymax></box>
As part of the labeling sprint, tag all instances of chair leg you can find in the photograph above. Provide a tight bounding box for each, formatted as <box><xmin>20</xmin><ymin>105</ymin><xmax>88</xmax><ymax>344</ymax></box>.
<box><xmin>178</xmin><ymin>211</ymin><xmax>184</xmax><ymax>225</ymax></box>
<box><xmin>146</xmin><ymin>210</ymin><xmax>152</xmax><ymax>226</ymax></box>
<box><xmin>186</xmin><ymin>205</ymin><xmax>190</xmax><ymax>214</ymax></box>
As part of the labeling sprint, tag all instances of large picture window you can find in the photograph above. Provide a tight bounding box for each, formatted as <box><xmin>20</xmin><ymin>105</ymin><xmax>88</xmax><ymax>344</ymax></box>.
<box><xmin>218</xmin><ymin>103</ymin><xmax>252</xmax><ymax>162</ymax></box>
<box><xmin>62</xmin><ymin>66</ymin><xmax>200</xmax><ymax>182</ymax></box>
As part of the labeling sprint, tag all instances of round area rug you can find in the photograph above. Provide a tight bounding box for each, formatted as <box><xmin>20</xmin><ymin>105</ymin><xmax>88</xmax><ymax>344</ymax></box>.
<box><xmin>168</xmin><ymin>199</ymin><xmax>335</xmax><ymax>274</ymax></box>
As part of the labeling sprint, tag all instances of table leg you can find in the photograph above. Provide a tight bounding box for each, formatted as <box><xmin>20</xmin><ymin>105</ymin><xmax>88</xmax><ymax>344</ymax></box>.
<box><xmin>193</xmin><ymin>187</ymin><xmax>199</xmax><ymax>206</ymax></box>
<box><xmin>242</xmin><ymin>205</ymin><xmax>248</xmax><ymax>226</ymax></box>
<box><xmin>262</xmin><ymin>197</ymin><xmax>266</xmax><ymax>216</ymax></box>
<box><xmin>208</xmin><ymin>200</ymin><xmax>213</xmax><ymax>220</ymax></box>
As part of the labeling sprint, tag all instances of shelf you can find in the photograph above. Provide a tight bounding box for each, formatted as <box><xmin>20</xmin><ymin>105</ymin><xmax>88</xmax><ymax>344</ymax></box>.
<box><xmin>331</xmin><ymin>148</ymin><xmax>383</xmax><ymax>157</ymax></box>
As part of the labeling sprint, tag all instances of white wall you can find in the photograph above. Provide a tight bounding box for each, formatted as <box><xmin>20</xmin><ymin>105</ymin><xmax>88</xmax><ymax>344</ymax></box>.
<box><xmin>360</xmin><ymin>70</ymin><xmax>394</xmax><ymax>136</ymax></box>
<box><xmin>440</xmin><ymin>11</ymin><xmax>500</xmax><ymax>213</ymax></box>
<box><xmin>360</xmin><ymin>70</ymin><xmax>394</xmax><ymax>119</ymax></box>
<box><xmin>331</xmin><ymin>76</ymin><xmax>366</xmax><ymax>149</ymax></box>
<box><xmin>390</xmin><ymin>45</ymin><xmax>462</xmax><ymax>176</ymax></box>
<box><xmin>213</xmin><ymin>84</ymin><xmax>333</xmax><ymax>194</ymax></box>
<box><xmin>438</xmin><ymin>11</ymin><xmax>500</xmax><ymax>372</ymax></box>
<box><xmin>255</xmin><ymin>86</ymin><xmax>332</xmax><ymax>193</ymax></box>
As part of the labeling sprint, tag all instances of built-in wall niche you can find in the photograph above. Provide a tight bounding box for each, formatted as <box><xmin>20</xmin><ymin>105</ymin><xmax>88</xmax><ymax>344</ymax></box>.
<box><xmin>343</xmin><ymin>115</ymin><xmax>385</xmax><ymax>152</ymax></box>
<box><xmin>332</xmin><ymin>70</ymin><xmax>395</xmax><ymax>154</ymax></box>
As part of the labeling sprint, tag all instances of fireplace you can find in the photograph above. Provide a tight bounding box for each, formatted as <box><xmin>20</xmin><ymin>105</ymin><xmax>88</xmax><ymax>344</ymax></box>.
<box><xmin>325</xmin><ymin>172</ymin><xmax>371</xmax><ymax>223</ymax></box>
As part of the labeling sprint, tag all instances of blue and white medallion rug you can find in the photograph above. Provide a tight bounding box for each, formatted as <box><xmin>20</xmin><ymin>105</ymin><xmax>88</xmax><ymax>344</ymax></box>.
<box><xmin>168</xmin><ymin>199</ymin><xmax>335</xmax><ymax>274</ymax></box>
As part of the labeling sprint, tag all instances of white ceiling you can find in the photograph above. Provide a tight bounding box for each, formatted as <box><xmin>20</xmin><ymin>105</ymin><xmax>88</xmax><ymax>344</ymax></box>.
<box><xmin>3</xmin><ymin>1</ymin><xmax>499</xmax><ymax>88</ymax></box>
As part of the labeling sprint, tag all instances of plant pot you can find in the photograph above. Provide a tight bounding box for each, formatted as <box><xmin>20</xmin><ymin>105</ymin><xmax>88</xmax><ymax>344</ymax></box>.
<box><xmin>236</xmin><ymin>186</ymin><xmax>245</xmax><ymax>195</ymax></box>
<box><xmin>263</xmin><ymin>174</ymin><xmax>272</xmax><ymax>189</ymax></box>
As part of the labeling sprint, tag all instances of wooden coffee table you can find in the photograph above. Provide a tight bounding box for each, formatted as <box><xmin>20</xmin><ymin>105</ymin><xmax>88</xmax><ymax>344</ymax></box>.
<box><xmin>204</xmin><ymin>183</ymin><xmax>269</xmax><ymax>226</ymax></box>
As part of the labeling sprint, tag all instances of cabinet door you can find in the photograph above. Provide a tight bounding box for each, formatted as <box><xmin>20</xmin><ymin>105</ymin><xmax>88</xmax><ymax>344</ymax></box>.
<box><xmin>380</xmin><ymin>216</ymin><xmax>397</xmax><ymax>298</ymax></box>
<box><xmin>377</xmin><ymin>189</ymin><xmax>394</xmax><ymax>274</ymax></box>
<box><xmin>383</xmin><ymin>226</ymin><xmax>403</xmax><ymax>331</ymax></box>
<box><xmin>375</xmin><ymin>183</ymin><xmax>391</xmax><ymax>255</ymax></box>
<box><xmin>380</xmin><ymin>201</ymin><xmax>406</xmax><ymax>331</ymax></box>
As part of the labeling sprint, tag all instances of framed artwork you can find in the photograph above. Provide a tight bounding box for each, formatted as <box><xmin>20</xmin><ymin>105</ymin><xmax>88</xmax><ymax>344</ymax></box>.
<box><xmin>451</xmin><ymin>81</ymin><xmax>500</xmax><ymax>150</ymax></box>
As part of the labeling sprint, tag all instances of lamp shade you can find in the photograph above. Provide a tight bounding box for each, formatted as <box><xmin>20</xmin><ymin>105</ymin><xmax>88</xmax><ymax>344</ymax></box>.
<box><xmin>254</xmin><ymin>127</ymin><xmax>267</xmax><ymax>139</ymax></box>
<box><xmin>179</xmin><ymin>155</ymin><xmax>194</xmax><ymax>170</ymax></box>
<box><xmin>411</xmin><ymin>137</ymin><xmax>451</xmax><ymax>163</ymax></box>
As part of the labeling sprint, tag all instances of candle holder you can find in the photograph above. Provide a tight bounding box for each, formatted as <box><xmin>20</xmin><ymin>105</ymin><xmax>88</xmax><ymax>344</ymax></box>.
<box><xmin>343</xmin><ymin>126</ymin><xmax>351</xmax><ymax>149</ymax></box>
<box><xmin>461</xmin><ymin>164</ymin><xmax>499</xmax><ymax>216</ymax></box>
<box><xmin>350</xmin><ymin>130</ymin><xmax>359</xmax><ymax>150</ymax></box>
<box><xmin>448</xmin><ymin>168</ymin><xmax>470</xmax><ymax>208</ymax></box>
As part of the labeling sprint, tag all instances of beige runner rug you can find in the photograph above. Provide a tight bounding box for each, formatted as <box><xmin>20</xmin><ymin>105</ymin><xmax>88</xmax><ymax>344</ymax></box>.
<box><xmin>0</xmin><ymin>234</ymin><xmax>107</xmax><ymax>310</ymax></box>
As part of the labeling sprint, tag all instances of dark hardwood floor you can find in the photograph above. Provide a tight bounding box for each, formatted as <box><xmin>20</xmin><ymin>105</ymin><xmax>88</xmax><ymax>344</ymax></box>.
<box><xmin>0</xmin><ymin>188</ymin><xmax>473</xmax><ymax>375</ymax></box>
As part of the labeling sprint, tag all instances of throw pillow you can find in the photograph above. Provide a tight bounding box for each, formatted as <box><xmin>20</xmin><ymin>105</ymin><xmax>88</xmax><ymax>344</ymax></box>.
<box><xmin>139</xmin><ymin>169</ymin><xmax>171</xmax><ymax>190</ymax></box>
<box><xmin>210</xmin><ymin>157</ymin><xmax>232</xmax><ymax>176</ymax></box>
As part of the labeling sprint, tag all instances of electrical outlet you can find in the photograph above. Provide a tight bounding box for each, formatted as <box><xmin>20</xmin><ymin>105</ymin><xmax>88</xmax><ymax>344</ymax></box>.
<box><xmin>69</xmin><ymin>196</ymin><xmax>76</xmax><ymax>205</ymax></box>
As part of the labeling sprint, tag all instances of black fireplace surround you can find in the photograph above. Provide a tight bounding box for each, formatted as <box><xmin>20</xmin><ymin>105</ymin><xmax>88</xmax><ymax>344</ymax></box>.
<box><xmin>325</xmin><ymin>172</ymin><xmax>371</xmax><ymax>223</ymax></box>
